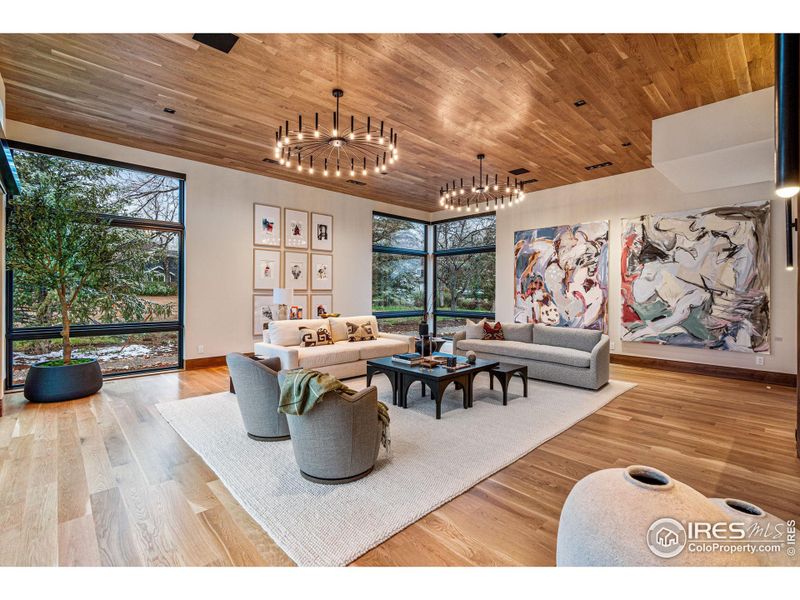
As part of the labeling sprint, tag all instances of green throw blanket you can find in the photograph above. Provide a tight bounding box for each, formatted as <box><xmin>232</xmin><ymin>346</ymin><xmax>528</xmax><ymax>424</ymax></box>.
<box><xmin>278</xmin><ymin>368</ymin><xmax>390</xmax><ymax>452</ymax></box>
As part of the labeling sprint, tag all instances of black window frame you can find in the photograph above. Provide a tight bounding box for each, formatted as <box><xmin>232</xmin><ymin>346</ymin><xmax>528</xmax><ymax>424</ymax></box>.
<box><xmin>371</xmin><ymin>211</ymin><xmax>428</xmax><ymax>324</ymax></box>
<box><xmin>4</xmin><ymin>141</ymin><xmax>186</xmax><ymax>390</ymax></box>
<box><xmin>432</xmin><ymin>212</ymin><xmax>497</xmax><ymax>337</ymax></box>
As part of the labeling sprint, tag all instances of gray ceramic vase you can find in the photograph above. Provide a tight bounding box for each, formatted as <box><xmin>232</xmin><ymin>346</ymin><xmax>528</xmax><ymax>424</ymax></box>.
<box><xmin>709</xmin><ymin>498</ymin><xmax>795</xmax><ymax>566</ymax></box>
<box><xmin>556</xmin><ymin>465</ymin><xmax>754</xmax><ymax>566</ymax></box>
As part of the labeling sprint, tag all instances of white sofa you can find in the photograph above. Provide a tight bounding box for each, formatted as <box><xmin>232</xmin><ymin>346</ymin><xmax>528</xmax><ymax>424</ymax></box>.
<box><xmin>254</xmin><ymin>315</ymin><xmax>415</xmax><ymax>379</ymax></box>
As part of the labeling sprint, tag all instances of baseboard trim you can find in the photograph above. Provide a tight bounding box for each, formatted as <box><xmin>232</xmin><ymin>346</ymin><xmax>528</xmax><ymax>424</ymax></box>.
<box><xmin>185</xmin><ymin>355</ymin><xmax>227</xmax><ymax>370</ymax></box>
<box><xmin>611</xmin><ymin>353</ymin><xmax>796</xmax><ymax>387</ymax></box>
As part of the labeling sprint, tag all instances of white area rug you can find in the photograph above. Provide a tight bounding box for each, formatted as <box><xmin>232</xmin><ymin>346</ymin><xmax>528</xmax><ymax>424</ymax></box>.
<box><xmin>156</xmin><ymin>375</ymin><xmax>634</xmax><ymax>566</ymax></box>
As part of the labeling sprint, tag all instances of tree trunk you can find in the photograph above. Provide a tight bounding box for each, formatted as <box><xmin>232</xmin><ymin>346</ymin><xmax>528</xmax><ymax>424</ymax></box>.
<box><xmin>61</xmin><ymin>305</ymin><xmax>72</xmax><ymax>364</ymax></box>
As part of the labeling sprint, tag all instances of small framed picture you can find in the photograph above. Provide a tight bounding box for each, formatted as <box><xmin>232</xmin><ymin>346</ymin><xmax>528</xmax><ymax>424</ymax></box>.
<box><xmin>289</xmin><ymin>295</ymin><xmax>308</xmax><ymax>320</ymax></box>
<box><xmin>285</xmin><ymin>208</ymin><xmax>308</xmax><ymax>249</ymax></box>
<box><xmin>253</xmin><ymin>294</ymin><xmax>275</xmax><ymax>336</ymax></box>
<box><xmin>254</xmin><ymin>249</ymin><xmax>281</xmax><ymax>290</ymax></box>
<box><xmin>311</xmin><ymin>253</ymin><xmax>333</xmax><ymax>290</ymax></box>
<box><xmin>284</xmin><ymin>252</ymin><xmax>308</xmax><ymax>290</ymax></box>
<box><xmin>311</xmin><ymin>212</ymin><xmax>333</xmax><ymax>252</ymax></box>
<box><xmin>254</xmin><ymin>203</ymin><xmax>281</xmax><ymax>247</ymax></box>
<box><xmin>311</xmin><ymin>294</ymin><xmax>333</xmax><ymax>318</ymax></box>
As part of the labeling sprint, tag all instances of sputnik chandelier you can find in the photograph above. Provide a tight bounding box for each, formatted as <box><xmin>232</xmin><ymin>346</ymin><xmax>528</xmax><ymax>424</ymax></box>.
<box><xmin>274</xmin><ymin>88</ymin><xmax>399</xmax><ymax>178</ymax></box>
<box><xmin>440</xmin><ymin>154</ymin><xmax>526</xmax><ymax>211</ymax></box>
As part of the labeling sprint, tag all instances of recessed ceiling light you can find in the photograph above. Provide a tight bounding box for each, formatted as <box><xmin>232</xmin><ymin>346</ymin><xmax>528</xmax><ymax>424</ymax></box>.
<box><xmin>493</xmin><ymin>34</ymin><xmax>507</xmax><ymax>39</ymax></box>
<box><xmin>262</xmin><ymin>157</ymin><xmax>280</xmax><ymax>164</ymax></box>
<box><xmin>585</xmin><ymin>161</ymin><xmax>613</xmax><ymax>171</ymax></box>
<box><xmin>573</xmin><ymin>99</ymin><xmax>587</xmax><ymax>107</ymax></box>
<box><xmin>346</xmin><ymin>179</ymin><xmax>366</xmax><ymax>186</ymax></box>
<box><xmin>163</xmin><ymin>107</ymin><xmax>176</xmax><ymax>114</ymax></box>
<box><xmin>622</xmin><ymin>142</ymin><xmax>632</xmax><ymax>147</ymax></box>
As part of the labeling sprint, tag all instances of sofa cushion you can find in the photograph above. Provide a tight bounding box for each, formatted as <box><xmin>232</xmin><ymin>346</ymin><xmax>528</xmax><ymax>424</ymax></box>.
<box><xmin>533</xmin><ymin>324</ymin><xmax>602</xmax><ymax>352</ymax></box>
<box><xmin>344</xmin><ymin>338</ymin><xmax>409</xmax><ymax>360</ymax></box>
<box><xmin>329</xmin><ymin>315</ymin><xmax>378</xmax><ymax>342</ymax></box>
<box><xmin>465</xmin><ymin>318</ymin><xmax>486</xmax><ymax>339</ymax></box>
<box><xmin>269</xmin><ymin>318</ymin><xmax>329</xmax><ymax>347</ymax></box>
<box><xmin>456</xmin><ymin>339</ymin><xmax>591</xmax><ymax>368</ymax></box>
<box><xmin>297</xmin><ymin>344</ymin><xmax>360</xmax><ymax>369</ymax></box>
<box><xmin>482</xmin><ymin>321</ymin><xmax>505</xmax><ymax>340</ymax></box>
<box><xmin>298</xmin><ymin>324</ymin><xmax>334</xmax><ymax>347</ymax></box>
<box><xmin>499</xmin><ymin>322</ymin><xmax>533</xmax><ymax>343</ymax></box>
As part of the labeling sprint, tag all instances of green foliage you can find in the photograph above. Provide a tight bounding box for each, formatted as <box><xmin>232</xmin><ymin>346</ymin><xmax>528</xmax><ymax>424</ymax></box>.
<box><xmin>6</xmin><ymin>151</ymin><xmax>176</xmax><ymax>362</ymax></box>
<box><xmin>38</xmin><ymin>358</ymin><xmax>95</xmax><ymax>367</ymax></box>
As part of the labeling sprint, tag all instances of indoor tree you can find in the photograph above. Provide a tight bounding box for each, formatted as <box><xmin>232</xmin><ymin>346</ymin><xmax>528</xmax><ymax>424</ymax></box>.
<box><xmin>5</xmin><ymin>151</ymin><xmax>174</xmax><ymax>365</ymax></box>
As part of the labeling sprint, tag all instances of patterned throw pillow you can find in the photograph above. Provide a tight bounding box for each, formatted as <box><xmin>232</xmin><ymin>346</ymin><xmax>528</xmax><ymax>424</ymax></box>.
<box><xmin>482</xmin><ymin>321</ymin><xmax>505</xmax><ymax>340</ymax></box>
<box><xmin>298</xmin><ymin>325</ymin><xmax>334</xmax><ymax>347</ymax></box>
<box><xmin>346</xmin><ymin>321</ymin><xmax>377</xmax><ymax>342</ymax></box>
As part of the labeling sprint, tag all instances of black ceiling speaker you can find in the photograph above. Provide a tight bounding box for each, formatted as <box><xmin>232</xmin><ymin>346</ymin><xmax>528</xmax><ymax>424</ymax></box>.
<box><xmin>192</xmin><ymin>33</ymin><xmax>239</xmax><ymax>54</ymax></box>
<box><xmin>775</xmin><ymin>33</ymin><xmax>799</xmax><ymax>199</ymax></box>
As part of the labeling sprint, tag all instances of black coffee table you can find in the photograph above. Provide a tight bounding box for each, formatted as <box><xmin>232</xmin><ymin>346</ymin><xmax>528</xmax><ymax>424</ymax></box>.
<box><xmin>366</xmin><ymin>356</ymin><xmax>498</xmax><ymax>420</ymax></box>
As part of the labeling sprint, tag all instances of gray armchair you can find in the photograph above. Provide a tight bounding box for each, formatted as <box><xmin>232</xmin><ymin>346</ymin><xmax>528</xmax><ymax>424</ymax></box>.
<box><xmin>226</xmin><ymin>353</ymin><xmax>290</xmax><ymax>441</ymax></box>
<box><xmin>278</xmin><ymin>375</ymin><xmax>382</xmax><ymax>484</ymax></box>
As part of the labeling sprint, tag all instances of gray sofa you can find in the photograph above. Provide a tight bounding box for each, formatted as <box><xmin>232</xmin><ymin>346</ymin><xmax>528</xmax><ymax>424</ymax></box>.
<box><xmin>453</xmin><ymin>322</ymin><xmax>610</xmax><ymax>390</ymax></box>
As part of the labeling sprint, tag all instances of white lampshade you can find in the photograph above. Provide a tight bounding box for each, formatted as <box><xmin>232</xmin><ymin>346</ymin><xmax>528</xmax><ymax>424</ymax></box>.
<box><xmin>273</xmin><ymin>287</ymin><xmax>293</xmax><ymax>306</ymax></box>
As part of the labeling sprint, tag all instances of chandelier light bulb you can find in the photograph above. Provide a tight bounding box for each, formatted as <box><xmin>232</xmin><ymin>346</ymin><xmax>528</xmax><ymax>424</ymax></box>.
<box><xmin>284</xmin><ymin>136</ymin><xmax>290</xmax><ymax>144</ymax></box>
<box><xmin>323</xmin><ymin>169</ymin><xmax>329</xmax><ymax>176</ymax></box>
<box><xmin>457</xmin><ymin>205</ymin><xmax>462</xmax><ymax>212</ymax></box>
<box><xmin>314</xmin><ymin>130</ymin><xmax>320</xmax><ymax>138</ymax></box>
<box><xmin>362</xmin><ymin>168</ymin><xmax>368</xmax><ymax>176</ymax></box>
<box><xmin>309</xmin><ymin>167</ymin><xmax>314</xmax><ymax>174</ymax></box>
<box><xmin>379</xmin><ymin>137</ymin><xmax>384</xmax><ymax>144</ymax></box>
<box><xmin>332</xmin><ymin>128</ymin><xmax>338</xmax><ymax>136</ymax></box>
<box><xmin>506</xmin><ymin>186</ymin><xmax>511</xmax><ymax>193</ymax></box>
<box><xmin>279</xmin><ymin>158</ymin><xmax>285</xmax><ymax>165</ymax></box>
<box><xmin>336</xmin><ymin>169</ymin><xmax>341</xmax><ymax>177</ymax></box>
<box><xmin>460</xmin><ymin>188</ymin><xmax>464</xmax><ymax>195</ymax></box>
<box><xmin>349</xmin><ymin>132</ymin><xmax>355</xmax><ymax>140</ymax></box>
<box><xmin>350</xmin><ymin>169</ymin><xmax>355</xmax><ymax>176</ymax></box>
<box><xmin>366</xmin><ymin>133</ymin><xmax>372</xmax><ymax>141</ymax></box>
<box><xmin>277</xmin><ymin>141</ymin><xmax>282</xmax><ymax>149</ymax></box>
<box><xmin>297</xmin><ymin>132</ymin><xmax>304</xmax><ymax>140</ymax></box>
<box><xmin>297</xmin><ymin>164</ymin><xmax>302</xmax><ymax>172</ymax></box>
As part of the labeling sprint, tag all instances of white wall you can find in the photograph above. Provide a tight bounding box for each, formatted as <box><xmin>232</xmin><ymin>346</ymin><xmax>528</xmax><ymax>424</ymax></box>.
<box><xmin>6</xmin><ymin>120</ymin><xmax>429</xmax><ymax>360</ymax></box>
<box><xmin>480</xmin><ymin>167</ymin><xmax>795</xmax><ymax>375</ymax></box>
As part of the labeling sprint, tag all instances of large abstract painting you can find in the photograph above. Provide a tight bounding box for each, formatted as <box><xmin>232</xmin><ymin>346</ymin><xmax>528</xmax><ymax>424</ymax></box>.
<box><xmin>514</xmin><ymin>221</ymin><xmax>609</xmax><ymax>331</ymax></box>
<box><xmin>620</xmin><ymin>201</ymin><xmax>770</xmax><ymax>352</ymax></box>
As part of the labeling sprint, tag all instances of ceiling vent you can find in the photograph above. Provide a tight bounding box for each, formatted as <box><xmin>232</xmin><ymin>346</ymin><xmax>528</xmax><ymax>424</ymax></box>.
<box><xmin>520</xmin><ymin>178</ymin><xmax>538</xmax><ymax>186</ymax></box>
<box><xmin>585</xmin><ymin>161</ymin><xmax>613</xmax><ymax>171</ymax></box>
<box><xmin>346</xmin><ymin>179</ymin><xmax>366</xmax><ymax>186</ymax></box>
<box><xmin>262</xmin><ymin>157</ymin><xmax>280</xmax><ymax>165</ymax></box>
<box><xmin>192</xmin><ymin>34</ymin><xmax>239</xmax><ymax>54</ymax></box>
<box><xmin>163</xmin><ymin>107</ymin><xmax>176</xmax><ymax>114</ymax></box>
<box><xmin>509</xmin><ymin>167</ymin><xmax>530</xmax><ymax>176</ymax></box>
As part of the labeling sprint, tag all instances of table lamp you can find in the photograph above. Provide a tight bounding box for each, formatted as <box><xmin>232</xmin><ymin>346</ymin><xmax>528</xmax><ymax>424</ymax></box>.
<box><xmin>273</xmin><ymin>287</ymin><xmax>293</xmax><ymax>321</ymax></box>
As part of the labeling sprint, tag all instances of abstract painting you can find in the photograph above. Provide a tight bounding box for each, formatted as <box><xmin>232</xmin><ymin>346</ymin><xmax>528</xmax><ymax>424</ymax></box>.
<box><xmin>285</xmin><ymin>209</ymin><xmax>308</xmax><ymax>249</ymax></box>
<box><xmin>253</xmin><ymin>249</ymin><xmax>281</xmax><ymax>290</ymax></box>
<box><xmin>253</xmin><ymin>203</ymin><xmax>281</xmax><ymax>246</ymax></box>
<box><xmin>311</xmin><ymin>212</ymin><xmax>333</xmax><ymax>252</ymax></box>
<box><xmin>514</xmin><ymin>221</ymin><xmax>609</xmax><ymax>331</ymax></box>
<box><xmin>284</xmin><ymin>252</ymin><xmax>308</xmax><ymax>290</ymax></box>
<box><xmin>253</xmin><ymin>294</ymin><xmax>275</xmax><ymax>336</ymax></box>
<box><xmin>620</xmin><ymin>201</ymin><xmax>770</xmax><ymax>352</ymax></box>
<box><xmin>311</xmin><ymin>253</ymin><xmax>332</xmax><ymax>290</ymax></box>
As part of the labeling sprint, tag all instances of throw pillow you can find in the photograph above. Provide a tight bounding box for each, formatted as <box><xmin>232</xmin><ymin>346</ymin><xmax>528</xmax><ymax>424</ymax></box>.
<box><xmin>482</xmin><ymin>321</ymin><xmax>505</xmax><ymax>340</ymax></box>
<box><xmin>465</xmin><ymin>318</ymin><xmax>486</xmax><ymax>339</ymax></box>
<box><xmin>298</xmin><ymin>325</ymin><xmax>334</xmax><ymax>347</ymax></box>
<box><xmin>346</xmin><ymin>320</ymin><xmax>377</xmax><ymax>342</ymax></box>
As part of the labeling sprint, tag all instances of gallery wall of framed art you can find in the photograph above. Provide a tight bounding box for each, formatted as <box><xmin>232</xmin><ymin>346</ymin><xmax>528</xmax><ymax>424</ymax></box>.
<box><xmin>250</xmin><ymin>203</ymin><xmax>337</xmax><ymax>336</ymax></box>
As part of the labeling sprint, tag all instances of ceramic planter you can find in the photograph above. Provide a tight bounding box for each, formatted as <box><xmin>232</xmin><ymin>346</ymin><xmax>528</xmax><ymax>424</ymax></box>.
<box><xmin>556</xmin><ymin>465</ymin><xmax>753</xmax><ymax>566</ymax></box>
<box><xmin>709</xmin><ymin>498</ymin><xmax>795</xmax><ymax>566</ymax></box>
<box><xmin>24</xmin><ymin>358</ymin><xmax>103</xmax><ymax>403</ymax></box>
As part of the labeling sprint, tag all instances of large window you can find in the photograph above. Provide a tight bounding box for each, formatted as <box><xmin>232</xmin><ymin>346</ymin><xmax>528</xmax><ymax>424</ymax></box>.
<box><xmin>433</xmin><ymin>214</ymin><xmax>496</xmax><ymax>337</ymax></box>
<box><xmin>5</xmin><ymin>143</ymin><xmax>185</xmax><ymax>388</ymax></box>
<box><xmin>372</xmin><ymin>213</ymin><xmax>427</xmax><ymax>335</ymax></box>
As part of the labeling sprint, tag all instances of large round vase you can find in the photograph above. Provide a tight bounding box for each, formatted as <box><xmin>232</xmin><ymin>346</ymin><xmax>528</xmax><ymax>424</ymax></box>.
<box><xmin>709</xmin><ymin>498</ymin><xmax>795</xmax><ymax>566</ymax></box>
<box><xmin>556</xmin><ymin>465</ymin><xmax>752</xmax><ymax>566</ymax></box>
<box><xmin>24</xmin><ymin>359</ymin><xmax>103</xmax><ymax>403</ymax></box>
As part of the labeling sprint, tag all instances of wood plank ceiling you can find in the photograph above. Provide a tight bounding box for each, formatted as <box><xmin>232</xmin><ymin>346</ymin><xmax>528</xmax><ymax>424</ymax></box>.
<box><xmin>0</xmin><ymin>34</ymin><xmax>774</xmax><ymax>212</ymax></box>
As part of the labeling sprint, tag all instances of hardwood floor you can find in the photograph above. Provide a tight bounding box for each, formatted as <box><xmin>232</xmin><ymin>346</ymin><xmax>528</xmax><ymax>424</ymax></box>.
<box><xmin>0</xmin><ymin>364</ymin><xmax>797</xmax><ymax>566</ymax></box>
